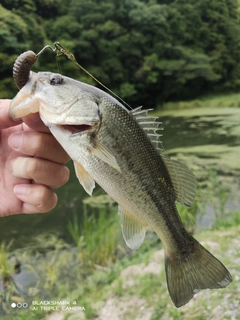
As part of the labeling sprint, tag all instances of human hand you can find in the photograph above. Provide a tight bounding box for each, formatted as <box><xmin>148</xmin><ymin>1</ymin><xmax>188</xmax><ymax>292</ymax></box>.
<box><xmin>0</xmin><ymin>99</ymin><xmax>70</xmax><ymax>216</ymax></box>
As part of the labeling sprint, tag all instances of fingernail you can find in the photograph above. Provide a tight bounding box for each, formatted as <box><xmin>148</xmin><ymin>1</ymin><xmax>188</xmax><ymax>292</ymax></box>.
<box><xmin>8</xmin><ymin>132</ymin><xmax>23</xmax><ymax>150</ymax></box>
<box><xmin>11</xmin><ymin>157</ymin><xmax>29</xmax><ymax>179</ymax></box>
<box><xmin>14</xmin><ymin>184</ymin><xmax>27</xmax><ymax>196</ymax></box>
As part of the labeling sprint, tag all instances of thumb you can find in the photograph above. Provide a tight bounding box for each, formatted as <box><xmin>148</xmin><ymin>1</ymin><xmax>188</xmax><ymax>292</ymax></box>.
<box><xmin>0</xmin><ymin>99</ymin><xmax>22</xmax><ymax>130</ymax></box>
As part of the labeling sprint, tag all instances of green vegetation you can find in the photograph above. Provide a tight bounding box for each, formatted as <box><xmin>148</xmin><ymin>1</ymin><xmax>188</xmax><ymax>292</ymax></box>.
<box><xmin>1</xmin><ymin>1</ymin><xmax>240</xmax><ymax>318</ymax></box>
<box><xmin>162</xmin><ymin>92</ymin><xmax>240</xmax><ymax>110</ymax></box>
<box><xmin>0</xmin><ymin>213</ymin><xmax>239</xmax><ymax>319</ymax></box>
<box><xmin>0</xmin><ymin>171</ymin><xmax>239</xmax><ymax>319</ymax></box>
<box><xmin>67</xmin><ymin>202</ymin><xmax>120</xmax><ymax>266</ymax></box>
<box><xmin>1</xmin><ymin>0</ymin><xmax>240</xmax><ymax>107</ymax></box>
<box><xmin>0</xmin><ymin>241</ymin><xmax>19</xmax><ymax>311</ymax></box>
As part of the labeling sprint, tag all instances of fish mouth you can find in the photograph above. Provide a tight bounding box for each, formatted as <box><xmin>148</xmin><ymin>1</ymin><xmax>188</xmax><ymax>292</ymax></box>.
<box><xmin>61</xmin><ymin>124</ymin><xmax>92</xmax><ymax>134</ymax></box>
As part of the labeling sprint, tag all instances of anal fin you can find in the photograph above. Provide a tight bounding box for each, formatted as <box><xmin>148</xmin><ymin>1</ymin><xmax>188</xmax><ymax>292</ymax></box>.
<box><xmin>119</xmin><ymin>206</ymin><xmax>147</xmax><ymax>249</ymax></box>
<box><xmin>74</xmin><ymin>161</ymin><xmax>95</xmax><ymax>196</ymax></box>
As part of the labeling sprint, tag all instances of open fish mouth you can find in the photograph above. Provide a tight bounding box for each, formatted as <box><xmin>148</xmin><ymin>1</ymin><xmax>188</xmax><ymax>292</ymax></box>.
<box><xmin>61</xmin><ymin>124</ymin><xmax>93</xmax><ymax>134</ymax></box>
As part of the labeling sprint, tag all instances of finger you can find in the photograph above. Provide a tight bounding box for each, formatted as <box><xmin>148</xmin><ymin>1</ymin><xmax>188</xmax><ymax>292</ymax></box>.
<box><xmin>0</xmin><ymin>99</ymin><xmax>22</xmax><ymax>129</ymax></box>
<box><xmin>12</xmin><ymin>157</ymin><xmax>70</xmax><ymax>188</ymax></box>
<box><xmin>14</xmin><ymin>184</ymin><xmax>58</xmax><ymax>213</ymax></box>
<box><xmin>22</xmin><ymin>113</ymin><xmax>50</xmax><ymax>133</ymax></box>
<box><xmin>8</xmin><ymin>131</ymin><xmax>70</xmax><ymax>164</ymax></box>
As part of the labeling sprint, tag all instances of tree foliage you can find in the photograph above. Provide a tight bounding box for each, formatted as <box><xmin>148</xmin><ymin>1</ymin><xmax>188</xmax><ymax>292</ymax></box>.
<box><xmin>1</xmin><ymin>0</ymin><xmax>240</xmax><ymax>107</ymax></box>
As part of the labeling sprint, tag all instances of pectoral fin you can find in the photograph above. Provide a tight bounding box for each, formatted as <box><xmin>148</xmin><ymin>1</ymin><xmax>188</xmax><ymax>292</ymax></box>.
<box><xmin>74</xmin><ymin>161</ymin><xmax>95</xmax><ymax>196</ymax></box>
<box><xmin>90</xmin><ymin>139</ymin><xmax>121</xmax><ymax>172</ymax></box>
<box><xmin>118</xmin><ymin>206</ymin><xmax>147</xmax><ymax>249</ymax></box>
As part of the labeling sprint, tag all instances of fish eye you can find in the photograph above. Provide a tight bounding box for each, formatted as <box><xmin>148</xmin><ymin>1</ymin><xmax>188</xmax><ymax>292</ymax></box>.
<box><xmin>49</xmin><ymin>74</ymin><xmax>63</xmax><ymax>85</ymax></box>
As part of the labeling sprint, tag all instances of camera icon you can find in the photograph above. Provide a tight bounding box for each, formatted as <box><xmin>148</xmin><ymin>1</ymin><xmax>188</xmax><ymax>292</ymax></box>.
<box><xmin>11</xmin><ymin>302</ymin><xmax>28</xmax><ymax>308</ymax></box>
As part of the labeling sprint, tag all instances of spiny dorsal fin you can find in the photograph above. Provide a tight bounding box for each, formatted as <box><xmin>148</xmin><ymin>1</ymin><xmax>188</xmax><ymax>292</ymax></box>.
<box><xmin>118</xmin><ymin>206</ymin><xmax>147</xmax><ymax>250</ymax></box>
<box><xmin>130</xmin><ymin>106</ymin><xmax>163</xmax><ymax>151</ymax></box>
<box><xmin>162</xmin><ymin>155</ymin><xmax>196</xmax><ymax>207</ymax></box>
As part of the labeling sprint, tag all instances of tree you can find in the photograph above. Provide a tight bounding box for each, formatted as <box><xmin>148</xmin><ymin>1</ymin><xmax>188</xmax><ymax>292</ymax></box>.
<box><xmin>1</xmin><ymin>0</ymin><xmax>240</xmax><ymax>105</ymax></box>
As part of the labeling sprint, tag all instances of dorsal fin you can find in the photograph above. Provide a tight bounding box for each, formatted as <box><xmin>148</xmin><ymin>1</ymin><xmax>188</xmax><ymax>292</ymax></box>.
<box><xmin>130</xmin><ymin>106</ymin><xmax>163</xmax><ymax>151</ymax></box>
<box><xmin>162</xmin><ymin>155</ymin><xmax>196</xmax><ymax>207</ymax></box>
<box><xmin>131</xmin><ymin>107</ymin><xmax>196</xmax><ymax>207</ymax></box>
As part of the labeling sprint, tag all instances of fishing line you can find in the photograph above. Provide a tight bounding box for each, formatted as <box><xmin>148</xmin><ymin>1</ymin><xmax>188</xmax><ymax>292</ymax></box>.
<box><xmin>55</xmin><ymin>53</ymin><xmax>62</xmax><ymax>75</ymax></box>
<box><xmin>37</xmin><ymin>42</ymin><xmax>132</xmax><ymax>110</ymax></box>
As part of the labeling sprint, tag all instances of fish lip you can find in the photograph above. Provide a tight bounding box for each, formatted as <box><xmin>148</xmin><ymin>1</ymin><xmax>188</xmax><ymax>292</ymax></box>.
<box><xmin>48</xmin><ymin>121</ymin><xmax>99</xmax><ymax>135</ymax></box>
<box><xmin>61</xmin><ymin>124</ymin><xmax>93</xmax><ymax>134</ymax></box>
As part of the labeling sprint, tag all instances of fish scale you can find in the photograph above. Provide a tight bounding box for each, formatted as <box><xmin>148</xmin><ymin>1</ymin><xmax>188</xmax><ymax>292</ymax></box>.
<box><xmin>10</xmin><ymin>69</ymin><xmax>232</xmax><ymax>308</ymax></box>
<box><xmin>92</xmin><ymin>103</ymin><xmax>174</xmax><ymax>222</ymax></box>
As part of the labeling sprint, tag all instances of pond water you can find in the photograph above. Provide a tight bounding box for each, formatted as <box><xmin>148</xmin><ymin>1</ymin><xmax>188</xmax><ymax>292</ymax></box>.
<box><xmin>160</xmin><ymin>107</ymin><xmax>240</xmax><ymax>194</ymax></box>
<box><xmin>0</xmin><ymin>107</ymin><xmax>240</xmax><ymax>249</ymax></box>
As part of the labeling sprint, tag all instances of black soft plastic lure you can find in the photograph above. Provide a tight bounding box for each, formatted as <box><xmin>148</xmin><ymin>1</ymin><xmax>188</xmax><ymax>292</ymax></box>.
<box><xmin>13</xmin><ymin>50</ymin><xmax>38</xmax><ymax>89</ymax></box>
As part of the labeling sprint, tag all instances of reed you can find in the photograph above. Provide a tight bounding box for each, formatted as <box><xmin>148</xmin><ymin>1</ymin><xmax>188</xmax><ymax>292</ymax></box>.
<box><xmin>68</xmin><ymin>203</ymin><xmax>120</xmax><ymax>266</ymax></box>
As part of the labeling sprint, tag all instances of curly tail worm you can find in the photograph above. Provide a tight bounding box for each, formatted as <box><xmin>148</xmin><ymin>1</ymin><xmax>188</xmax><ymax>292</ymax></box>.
<box><xmin>13</xmin><ymin>50</ymin><xmax>38</xmax><ymax>89</ymax></box>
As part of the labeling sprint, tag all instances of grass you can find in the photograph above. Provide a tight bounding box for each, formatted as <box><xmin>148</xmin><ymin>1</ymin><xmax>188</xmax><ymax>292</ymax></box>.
<box><xmin>176</xmin><ymin>169</ymin><xmax>229</xmax><ymax>233</ymax></box>
<box><xmin>67</xmin><ymin>201</ymin><xmax>121</xmax><ymax>266</ymax></box>
<box><xmin>0</xmin><ymin>169</ymin><xmax>239</xmax><ymax>319</ymax></box>
<box><xmin>0</xmin><ymin>216</ymin><xmax>239</xmax><ymax>319</ymax></box>
<box><xmin>213</xmin><ymin>210</ymin><xmax>240</xmax><ymax>230</ymax></box>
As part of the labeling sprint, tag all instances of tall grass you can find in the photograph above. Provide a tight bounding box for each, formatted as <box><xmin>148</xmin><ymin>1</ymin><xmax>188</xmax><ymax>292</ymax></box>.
<box><xmin>176</xmin><ymin>190</ymin><xmax>199</xmax><ymax>233</ymax></box>
<box><xmin>68</xmin><ymin>204</ymin><xmax>120</xmax><ymax>266</ymax></box>
<box><xmin>207</xmin><ymin>169</ymin><xmax>228</xmax><ymax>218</ymax></box>
<box><xmin>177</xmin><ymin>169</ymin><xmax>229</xmax><ymax>233</ymax></box>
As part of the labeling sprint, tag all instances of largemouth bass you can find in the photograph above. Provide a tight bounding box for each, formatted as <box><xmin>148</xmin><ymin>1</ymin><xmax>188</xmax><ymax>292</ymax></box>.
<box><xmin>10</xmin><ymin>69</ymin><xmax>232</xmax><ymax>307</ymax></box>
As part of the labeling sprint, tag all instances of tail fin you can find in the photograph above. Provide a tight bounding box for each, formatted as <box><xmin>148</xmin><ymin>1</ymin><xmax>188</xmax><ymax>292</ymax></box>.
<box><xmin>165</xmin><ymin>237</ymin><xmax>232</xmax><ymax>308</ymax></box>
